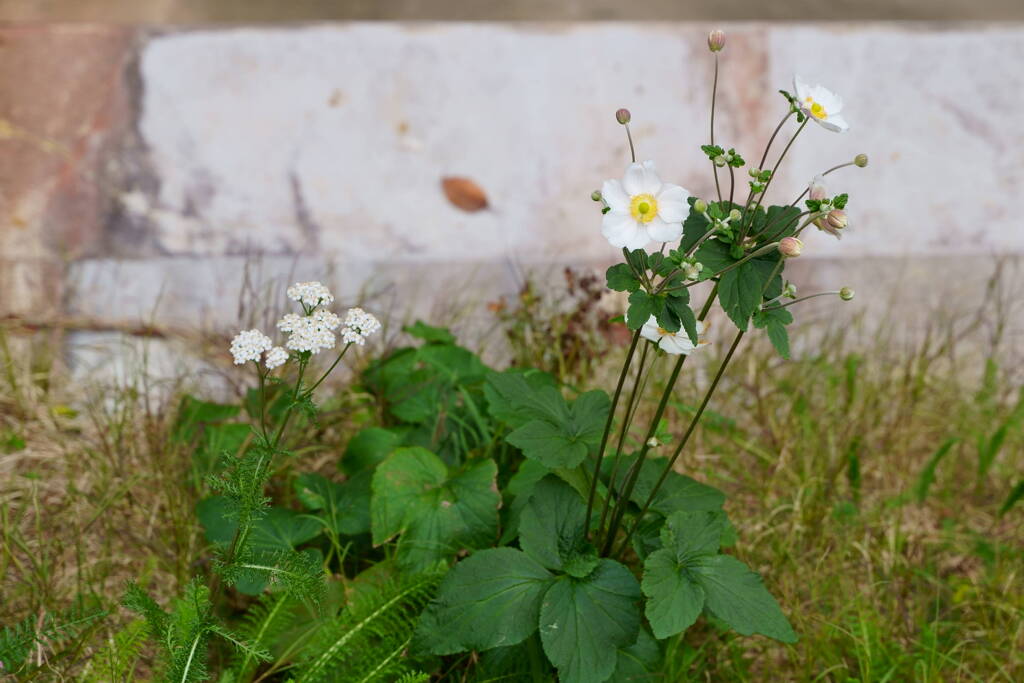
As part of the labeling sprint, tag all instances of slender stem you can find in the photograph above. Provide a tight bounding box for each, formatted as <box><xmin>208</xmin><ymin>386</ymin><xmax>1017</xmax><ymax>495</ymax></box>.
<box><xmin>759</xmin><ymin>110</ymin><xmax>795</xmax><ymax>170</ymax></box>
<box><xmin>711</xmin><ymin>55</ymin><xmax>722</xmax><ymax>203</ymax></box>
<box><xmin>745</xmin><ymin>119</ymin><xmax>808</xmax><ymax>229</ymax></box>
<box><xmin>789</xmin><ymin>160</ymin><xmax>858</xmax><ymax>207</ymax></box>
<box><xmin>728</xmin><ymin>164</ymin><xmax>736</xmax><ymax>207</ymax></box>
<box><xmin>305</xmin><ymin>343</ymin><xmax>353</xmax><ymax>395</ymax></box>
<box><xmin>584</xmin><ymin>329</ymin><xmax>641</xmax><ymax>539</ymax></box>
<box><xmin>600</xmin><ymin>284</ymin><xmax>719</xmax><ymax>555</ymax></box>
<box><xmin>600</xmin><ymin>354</ymin><xmax>687</xmax><ymax>555</ymax></box>
<box><xmin>762</xmin><ymin>290</ymin><xmax>840</xmax><ymax>310</ymax></box>
<box><xmin>596</xmin><ymin>339</ymin><xmax>651</xmax><ymax>545</ymax></box>
<box><xmin>625</xmin><ymin>123</ymin><xmax>636</xmax><ymax>163</ymax></box>
<box><xmin>685</xmin><ymin>219</ymin><xmax>717</xmax><ymax>258</ymax></box>
<box><xmin>616</xmin><ymin>329</ymin><xmax>745</xmax><ymax>557</ymax></box>
<box><xmin>708</xmin><ymin>242</ymin><xmax>780</xmax><ymax>280</ymax></box>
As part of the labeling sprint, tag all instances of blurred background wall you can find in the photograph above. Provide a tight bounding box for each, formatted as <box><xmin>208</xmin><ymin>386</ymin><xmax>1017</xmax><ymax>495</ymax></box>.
<box><xmin>0</xmin><ymin>2</ymin><xmax>1022</xmax><ymax>380</ymax></box>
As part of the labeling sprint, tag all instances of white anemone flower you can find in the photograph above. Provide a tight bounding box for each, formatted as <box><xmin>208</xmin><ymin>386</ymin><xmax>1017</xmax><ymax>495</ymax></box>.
<box><xmin>793</xmin><ymin>76</ymin><xmax>849</xmax><ymax>133</ymax></box>
<box><xmin>640</xmin><ymin>317</ymin><xmax>708</xmax><ymax>355</ymax></box>
<box><xmin>601</xmin><ymin>161</ymin><xmax>691</xmax><ymax>250</ymax></box>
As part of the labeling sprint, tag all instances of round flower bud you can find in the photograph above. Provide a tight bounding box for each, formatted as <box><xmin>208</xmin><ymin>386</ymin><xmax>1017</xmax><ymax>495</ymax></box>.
<box><xmin>728</xmin><ymin>209</ymin><xmax>742</xmax><ymax>221</ymax></box>
<box><xmin>591</xmin><ymin>190</ymin><xmax>602</xmax><ymax>202</ymax></box>
<box><xmin>748</xmin><ymin>167</ymin><xmax>760</xmax><ymax>178</ymax></box>
<box><xmin>826</xmin><ymin>209</ymin><xmax>848</xmax><ymax>229</ymax></box>
<box><xmin>779</xmin><ymin>236</ymin><xmax>803</xmax><ymax>258</ymax></box>
<box><xmin>839</xmin><ymin>287</ymin><xmax>855</xmax><ymax>301</ymax></box>
<box><xmin>808</xmin><ymin>175</ymin><xmax>828</xmax><ymax>201</ymax></box>
<box><xmin>693</xmin><ymin>199</ymin><xmax>707</xmax><ymax>213</ymax></box>
<box><xmin>708</xmin><ymin>30</ymin><xmax>726</xmax><ymax>52</ymax></box>
<box><xmin>713</xmin><ymin>155</ymin><xmax>727</xmax><ymax>167</ymax></box>
<box><xmin>854</xmin><ymin>153</ymin><xmax>868</xmax><ymax>168</ymax></box>
<box><xmin>615</xmin><ymin>108</ymin><xmax>631</xmax><ymax>125</ymax></box>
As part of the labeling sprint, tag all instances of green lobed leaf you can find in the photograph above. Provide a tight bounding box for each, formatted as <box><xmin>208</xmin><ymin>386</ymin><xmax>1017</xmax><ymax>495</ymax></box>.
<box><xmin>505</xmin><ymin>391</ymin><xmax>609</xmax><ymax>470</ymax></box>
<box><xmin>606</xmin><ymin>263</ymin><xmax>641</xmax><ymax>292</ymax></box>
<box><xmin>539</xmin><ymin>559</ymin><xmax>642</xmax><ymax>683</ymax></box>
<box><xmin>371</xmin><ymin>447</ymin><xmax>500</xmax><ymax>569</ymax></box>
<box><xmin>626</xmin><ymin>456</ymin><xmax>726</xmax><ymax>517</ymax></box>
<box><xmin>518</xmin><ymin>476</ymin><xmax>596</xmax><ymax>576</ymax></box>
<box><xmin>415</xmin><ymin>547</ymin><xmax>555</xmax><ymax>654</ymax></box>
<box><xmin>641</xmin><ymin>511</ymin><xmax>725</xmax><ymax>638</ymax></box>
<box><xmin>484</xmin><ymin>371</ymin><xmax>566</xmax><ymax>430</ymax></box>
<box><xmin>294</xmin><ymin>470</ymin><xmax>372</xmax><ymax>536</ymax></box>
<box><xmin>753</xmin><ymin>306</ymin><xmax>794</xmax><ymax>359</ymax></box>
<box><xmin>403</xmin><ymin>320</ymin><xmax>456</xmax><ymax>344</ymax></box>
<box><xmin>626</xmin><ymin>290</ymin><xmax>659</xmax><ymax>330</ymax></box>
<box><xmin>342</xmin><ymin>427</ymin><xmax>403</xmax><ymax>475</ymax></box>
<box><xmin>690</xmin><ymin>554</ymin><xmax>797</xmax><ymax>643</ymax></box>
<box><xmin>608</xmin><ymin>626</ymin><xmax>661</xmax><ymax>682</ymax></box>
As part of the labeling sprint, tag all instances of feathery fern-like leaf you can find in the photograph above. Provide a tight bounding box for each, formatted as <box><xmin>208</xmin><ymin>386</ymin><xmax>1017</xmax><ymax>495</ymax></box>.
<box><xmin>228</xmin><ymin>593</ymin><xmax>301</xmax><ymax>682</ymax></box>
<box><xmin>80</xmin><ymin>618</ymin><xmax>149</xmax><ymax>683</ymax></box>
<box><xmin>0</xmin><ymin>602</ymin><xmax>107</xmax><ymax>676</ymax></box>
<box><xmin>290</xmin><ymin>571</ymin><xmax>442</xmax><ymax>683</ymax></box>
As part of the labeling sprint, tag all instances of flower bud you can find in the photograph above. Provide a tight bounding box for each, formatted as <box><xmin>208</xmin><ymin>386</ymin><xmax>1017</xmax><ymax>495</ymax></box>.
<box><xmin>713</xmin><ymin>155</ymin><xmax>727</xmax><ymax>167</ymax></box>
<box><xmin>708</xmin><ymin>30</ymin><xmax>725</xmax><ymax>52</ymax></box>
<box><xmin>615</xmin><ymin>108</ymin><xmax>631</xmax><ymax>125</ymax></box>
<box><xmin>693</xmin><ymin>199</ymin><xmax>707</xmax><ymax>213</ymax></box>
<box><xmin>728</xmin><ymin>208</ymin><xmax>742</xmax><ymax>221</ymax></box>
<box><xmin>779</xmin><ymin>236</ymin><xmax>803</xmax><ymax>258</ymax></box>
<box><xmin>808</xmin><ymin>175</ymin><xmax>828</xmax><ymax>201</ymax></box>
<box><xmin>591</xmin><ymin>190</ymin><xmax>603</xmax><ymax>202</ymax></box>
<box><xmin>748</xmin><ymin>167</ymin><xmax>760</xmax><ymax>178</ymax></box>
<box><xmin>783</xmin><ymin>282</ymin><xmax>797</xmax><ymax>298</ymax></box>
<box><xmin>683</xmin><ymin>262</ymin><xmax>701</xmax><ymax>280</ymax></box>
<box><xmin>854</xmin><ymin>153</ymin><xmax>868</xmax><ymax>168</ymax></box>
<box><xmin>826</xmin><ymin>209</ymin><xmax>848</xmax><ymax>229</ymax></box>
<box><xmin>839</xmin><ymin>287</ymin><xmax>855</xmax><ymax>301</ymax></box>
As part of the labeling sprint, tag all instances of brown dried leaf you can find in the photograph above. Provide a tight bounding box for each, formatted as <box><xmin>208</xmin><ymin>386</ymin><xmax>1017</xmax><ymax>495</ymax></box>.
<box><xmin>441</xmin><ymin>176</ymin><xmax>489</xmax><ymax>212</ymax></box>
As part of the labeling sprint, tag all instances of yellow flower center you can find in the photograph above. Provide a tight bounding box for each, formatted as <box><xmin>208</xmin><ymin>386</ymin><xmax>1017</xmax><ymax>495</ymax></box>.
<box><xmin>805</xmin><ymin>98</ymin><xmax>827</xmax><ymax>120</ymax></box>
<box><xmin>656</xmin><ymin>327</ymin><xmax>669</xmax><ymax>336</ymax></box>
<box><xmin>630</xmin><ymin>193</ymin><xmax>658</xmax><ymax>223</ymax></box>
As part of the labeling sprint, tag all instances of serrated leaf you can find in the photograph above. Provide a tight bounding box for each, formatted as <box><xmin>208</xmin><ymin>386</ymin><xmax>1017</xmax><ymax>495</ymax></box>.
<box><xmin>694</xmin><ymin>240</ymin><xmax>735</xmax><ymax>280</ymax></box>
<box><xmin>606</xmin><ymin>263</ymin><xmax>641</xmax><ymax>292</ymax></box>
<box><xmin>626</xmin><ymin>290</ymin><xmax>658</xmax><ymax>330</ymax></box>
<box><xmin>371</xmin><ymin>447</ymin><xmax>500</xmax><ymax>569</ymax></box>
<box><xmin>518</xmin><ymin>476</ymin><xmax>596</xmax><ymax>576</ymax></box>
<box><xmin>608</xmin><ymin>626</ymin><xmax>661</xmax><ymax>682</ymax></box>
<box><xmin>505</xmin><ymin>391</ymin><xmax>609</xmax><ymax>470</ymax></box>
<box><xmin>691</xmin><ymin>554</ymin><xmax>796</xmax><ymax>642</ymax></box>
<box><xmin>484</xmin><ymin>371</ymin><xmax>565</xmax><ymax>429</ymax></box>
<box><xmin>342</xmin><ymin>427</ymin><xmax>403</xmax><ymax>475</ymax></box>
<box><xmin>294</xmin><ymin>471</ymin><xmax>371</xmax><ymax>536</ymax></box>
<box><xmin>415</xmin><ymin>548</ymin><xmax>554</xmax><ymax>654</ymax></box>
<box><xmin>539</xmin><ymin>560</ymin><xmax>642</xmax><ymax>683</ymax></box>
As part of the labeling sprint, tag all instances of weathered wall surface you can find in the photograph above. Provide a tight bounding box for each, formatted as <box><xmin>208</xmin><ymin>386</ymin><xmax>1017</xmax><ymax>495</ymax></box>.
<box><xmin>1</xmin><ymin>22</ymin><xmax>1022</xmax><ymax>376</ymax></box>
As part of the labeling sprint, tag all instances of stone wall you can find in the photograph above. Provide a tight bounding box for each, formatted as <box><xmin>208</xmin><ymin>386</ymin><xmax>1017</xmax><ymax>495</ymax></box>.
<box><xmin>1</xmin><ymin>23</ymin><xmax>1022</xmax><ymax>380</ymax></box>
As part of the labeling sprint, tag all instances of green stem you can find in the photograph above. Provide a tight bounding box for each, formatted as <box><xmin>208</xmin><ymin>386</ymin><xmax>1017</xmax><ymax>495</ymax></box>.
<box><xmin>584</xmin><ymin>328</ymin><xmax>641</xmax><ymax>539</ymax></box>
<box><xmin>743</xmin><ymin>119</ymin><xmax>808</xmax><ymax>235</ymax></box>
<box><xmin>625</xmin><ymin>123</ymin><xmax>636</xmax><ymax>163</ymax></box>
<box><xmin>596</xmin><ymin>339</ymin><xmax>651</xmax><ymax>545</ymax></box>
<box><xmin>711</xmin><ymin>55</ymin><xmax>722</xmax><ymax>204</ymax></box>
<box><xmin>762</xmin><ymin>290</ymin><xmax>841</xmax><ymax>310</ymax></box>
<box><xmin>616</xmin><ymin>329</ymin><xmax>745</xmax><ymax>557</ymax></box>
<box><xmin>789</xmin><ymin>160</ymin><xmax>858</xmax><ymax>207</ymax></box>
<box><xmin>600</xmin><ymin>284</ymin><xmax>719</xmax><ymax>555</ymax></box>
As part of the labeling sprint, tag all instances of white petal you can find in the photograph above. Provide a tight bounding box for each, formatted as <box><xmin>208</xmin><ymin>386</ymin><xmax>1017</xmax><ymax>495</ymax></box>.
<box><xmin>793</xmin><ymin>75</ymin><xmax>809</xmax><ymax>100</ymax></box>
<box><xmin>659</xmin><ymin>333</ymin><xmax>694</xmax><ymax>355</ymax></box>
<box><xmin>655</xmin><ymin>185</ymin><xmax>690</xmax><ymax>222</ymax></box>
<box><xmin>602</xmin><ymin>211</ymin><xmax>644</xmax><ymax>249</ymax></box>
<box><xmin>601</xmin><ymin>179</ymin><xmax>630</xmax><ymax>212</ymax></box>
<box><xmin>811</xmin><ymin>85</ymin><xmax>843</xmax><ymax>113</ymax></box>
<box><xmin>622</xmin><ymin>224</ymin><xmax>652</xmax><ymax>250</ymax></box>
<box><xmin>640</xmin><ymin>316</ymin><xmax>661</xmax><ymax>343</ymax></box>
<box><xmin>623</xmin><ymin>160</ymin><xmax>662</xmax><ymax>196</ymax></box>
<box><xmin>646</xmin><ymin>216</ymin><xmax>682</xmax><ymax>243</ymax></box>
<box><xmin>821</xmin><ymin>113</ymin><xmax>849</xmax><ymax>132</ymax></box>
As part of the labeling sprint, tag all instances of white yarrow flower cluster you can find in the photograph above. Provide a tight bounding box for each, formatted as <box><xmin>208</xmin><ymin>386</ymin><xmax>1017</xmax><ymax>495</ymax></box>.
<box><xmin>340</xmin><ymin>307</ymin><xmax>381</xmax><ymax>346</ymax></box>
<box><xmin>286</xmin><ymin>281</ymin><xmax>335</xmax><ymax>308</ymax></box>
<box><xmin>230</xmin><ymin>329</ymin><xmax>272</xmax><ymax>365</ymax></box>
<box><xmin>640</xmin><ymin>317</ymin><xmax>708</xmax><ymax>355</ymax></box>
<box><xmin>265</xmin><ymin>346</ymin><xmax>288</xmax><ymax>369</ymax></box>
<box><xmin>277</xmin><ymin>311</ymin><xmax>338</xmax><ymax>354</ymax></box>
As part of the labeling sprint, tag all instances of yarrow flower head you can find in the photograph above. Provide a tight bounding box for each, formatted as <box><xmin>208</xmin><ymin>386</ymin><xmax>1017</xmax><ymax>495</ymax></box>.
<box><xmin>264</xmin><ymin>346</ymin><xmax>288</xmax><ymax>369</ymax></box>
<box><xmin>286</xmin><ymin>281</ymin><xmax>334</xmax><ymax>309</ymax></box>
<box><xmin>640</xmin><ymin>317</ymin><xmax>708</xmax><ymax>355</ymax></box>
<box><xmin>344</xmin><ymin>308</ymin><xmax>381</xmax><ymax>337</ymax></box>
<box><xmin>230</xmin><ymin>329</ymin><xmax>272</xmax><ymax>365</ymax></box>
<box><xmin>277</xmin><ymin>313</ymin><xmax>337</xmax><ymax>354</ymax></box>
<box><xmin>601</xmin><ymin>161</ymin><xmax>691</xmax><ymax>250</ymax></box>
<box><xmin>793</xmin><ymin>76</ymin><xmax>849</xmax><ymax>133</ymax></box>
